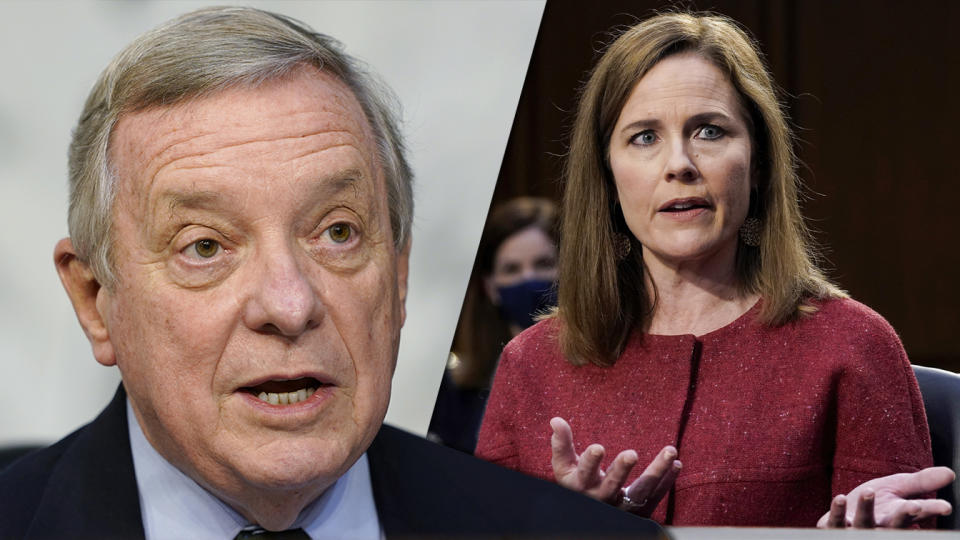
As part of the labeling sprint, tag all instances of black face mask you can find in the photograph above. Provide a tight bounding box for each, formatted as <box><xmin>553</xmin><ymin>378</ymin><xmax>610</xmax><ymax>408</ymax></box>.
<box><xmin>496</xmin><ymin>279</ymin><xmax>557</xmax><ymax>330</ymax></box>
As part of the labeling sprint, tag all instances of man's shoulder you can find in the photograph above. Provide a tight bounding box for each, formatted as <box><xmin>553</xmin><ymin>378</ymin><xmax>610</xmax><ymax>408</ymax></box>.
<box><xmin>0</xmin><ymin>387</ymin><xmax>144</xmax><ymax>539</ymax></box>
<box><xmin>368</xmin><ymin>424</ymin><xmax>666</xmax><ymax>538</ymax></box>
<box><xmin>0</xmin><ymin>430</ymin><xmax>84</xmax><ymax>535</ymax></box>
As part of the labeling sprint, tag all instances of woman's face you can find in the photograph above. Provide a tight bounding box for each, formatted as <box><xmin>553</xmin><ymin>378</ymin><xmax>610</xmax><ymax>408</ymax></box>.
<box><xmin>487</xmin><ymin>226</ymin><xmax>558</xmax><ymax>293</ymax></box>
<box><xmin>485</xmin><ymin>225</ymin><xmax>558</xmax><ymax>331</ymax></box>
<box><xmin>608</xmin><ymin>53</ymin><xmax>753</xmax><ymax>270</ymax></box>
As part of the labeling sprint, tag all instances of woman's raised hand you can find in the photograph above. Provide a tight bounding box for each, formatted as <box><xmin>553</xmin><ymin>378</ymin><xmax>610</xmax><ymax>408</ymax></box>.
<box><xmin>549</xmin><ymin>417</ymin><xmax>681</xmax><ymax>516</ymax></box>
<box><xmin>817</xmin><ymin>467</ymin><xmax>955</xmax><ymax>528</ymax></box>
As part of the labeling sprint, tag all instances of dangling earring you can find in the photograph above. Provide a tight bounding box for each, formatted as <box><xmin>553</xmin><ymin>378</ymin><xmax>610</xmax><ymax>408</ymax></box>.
<box><xmin>739</xmin><ymin>184</ymin><xmax>762</xmax><ymax>247</ymax></box>
<box><xmin>739</xmin><ymin>217</ymin><xmax>761</xmax><ymax>247</ymax></box>
<box><xmin>614</xmin><ymin>232</ymin><xmax>632</xmax><ymax>260</ymax></box>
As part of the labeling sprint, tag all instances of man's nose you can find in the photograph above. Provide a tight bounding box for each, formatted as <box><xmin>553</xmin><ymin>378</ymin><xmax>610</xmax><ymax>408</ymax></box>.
<box><xmin>664</xmin><ymin>140</ymin><xmax>699</xmax><ymax>182</ymax></box>
<box><xmin>243</xmin><ymin>244</ymin><xmax>323</xmax><ymax>338</ymax></box>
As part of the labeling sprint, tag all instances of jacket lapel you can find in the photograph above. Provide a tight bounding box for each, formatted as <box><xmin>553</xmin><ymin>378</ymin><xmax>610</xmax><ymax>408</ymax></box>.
<box><xmin>365</xmin><ymin>424</ymin><xmax>417</xmax><ymax>535</ymax></box>
<box><xmin>26</xmin><ymin>385</ymin><xmax>145</xmax><ymax>539</ymax></box>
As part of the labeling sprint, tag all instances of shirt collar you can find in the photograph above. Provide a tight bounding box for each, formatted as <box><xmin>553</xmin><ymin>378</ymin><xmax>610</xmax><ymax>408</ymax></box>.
<box><xmin>127</xmin><ymin>399</ymin><xmax>382</xmax><ymax>540</ymax></box>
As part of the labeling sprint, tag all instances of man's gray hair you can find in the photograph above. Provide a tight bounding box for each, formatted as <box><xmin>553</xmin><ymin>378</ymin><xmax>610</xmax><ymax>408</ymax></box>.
<box><xmin>68</xmin><ymin>6</ymin><xmax>413</xmax><ymax>286</ymax></box>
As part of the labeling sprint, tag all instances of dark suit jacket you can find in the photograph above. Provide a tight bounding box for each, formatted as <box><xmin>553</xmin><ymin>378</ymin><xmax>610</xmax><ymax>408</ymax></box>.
<box><xmin>0</xmin><ymin>387</ymin><xmax>665</xmax><ymax>539</ymax></box>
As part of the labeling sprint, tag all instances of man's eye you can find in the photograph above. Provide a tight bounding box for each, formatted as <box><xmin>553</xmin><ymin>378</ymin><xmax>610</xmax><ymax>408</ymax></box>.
<box><xmin>326</xmin><ymin>223</ymin><xmax>352</xmax><ymax>243</ymax></box>
<box><xmin>191</xmin><ymin>238</ymin><xmax>221</xmax><ymax>258</ymax></box>
<box><xmin>697</xmin><ymin>125</ymin><xmax>725</xmax><ymax>140</ymax></box>
<box><xmin>631</xmin><ymin>130</ymin><xmax>657</xmax><ymax>146</ymax></box>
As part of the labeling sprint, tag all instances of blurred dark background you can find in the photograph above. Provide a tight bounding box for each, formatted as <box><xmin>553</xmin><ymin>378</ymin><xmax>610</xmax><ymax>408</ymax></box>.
<box><xmin>483</xmin><ymin>0</ymin><xmax>960</xmax><ymax>371</ymax></box>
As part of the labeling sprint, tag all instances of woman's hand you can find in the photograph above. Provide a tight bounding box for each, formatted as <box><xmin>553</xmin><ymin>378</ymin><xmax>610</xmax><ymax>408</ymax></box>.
<box><xmin>817</xmin><ymin>467</ymin><xmax>955</xmax><ymax>528</ymax></box>
<box><xmin>549</xmin><ymin>416</ymin><xmax>681</xmax><ymax>516</ymax></box>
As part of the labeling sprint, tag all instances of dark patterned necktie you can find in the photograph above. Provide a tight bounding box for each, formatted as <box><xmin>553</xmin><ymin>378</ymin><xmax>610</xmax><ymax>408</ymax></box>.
<box><xmin>234</xmin><ymin>525</ymin><xmax>311</xmax><ymax>540</ymax></box>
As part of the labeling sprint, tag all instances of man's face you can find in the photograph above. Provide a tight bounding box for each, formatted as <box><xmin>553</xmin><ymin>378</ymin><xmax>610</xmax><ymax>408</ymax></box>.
<box><xmin>97</xmin><ymin>68</ymin><xmax>407</xmax><ymax>507</ymax></box>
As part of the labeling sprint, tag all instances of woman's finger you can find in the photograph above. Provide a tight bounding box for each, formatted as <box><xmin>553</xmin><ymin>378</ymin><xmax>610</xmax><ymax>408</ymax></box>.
<box><xmin>822</xmin><ymin>495</ymin><xmax>847</xmax><ymax>528</ymax></box>
<box><xmin>879</xmin><ymin>467</ymin><xmax>956</xmax><ymax>496</ymax></box>
<box><xmin>648</xmin><ymin>459</ymin><xmax>681</xmax><ymax>505</ymax></box>
<box><xmin>884</xmin><ymin>500</ymin><xmax>921</xmax><ymax>528</ymax></box>
<box><xmin>549</xmin><ymin>417</ymin><xmax>578</xmax><ymax>475</ymax></box>
<box><xmin>852</xmin><ymin>490</ymin><xmax>875</xmax><ymax>528</ymax></box>
<box><xmin>624</xmin><ymin>446</ymin><xmax>678</xmax><ymax>503</ymax></box>
<box><xmin>574</xmin><ymin>443</ymin><xmax>605</xmax><ymax>489</ymax></box>
<box><xmin>908</xmin><ymin>467</ymin><xmax>956</xmax><ymax>494</ymax></box>
<box><xmin>596</xmin><ymin>449</ymin><xmax>637</xmax><ymax>502</ymax></box>
<box><xmin>880</xmin><ymin>498</ymin><xmax>952</xmax><ymax>526</ymax></box>
<box><xmin>910</xmin><ymin>499</ymin><xmax>953</xmax><ymax>519</ymax></box>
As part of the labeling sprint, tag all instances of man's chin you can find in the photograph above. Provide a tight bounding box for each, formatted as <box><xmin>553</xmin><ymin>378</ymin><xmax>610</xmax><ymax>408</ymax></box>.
<box><xmin>231</xmin><ymin>438</ymin><xmax>361</xmax><ymax>492</ymax></box>
<box><xmin>189</xmin><ymin>439</ymin><xmax>359</xmax><ymax>528</ymax></box>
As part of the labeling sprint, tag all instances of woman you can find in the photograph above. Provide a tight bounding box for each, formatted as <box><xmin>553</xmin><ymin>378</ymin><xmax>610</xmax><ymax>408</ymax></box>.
<box><xmin>476</xmin><ymin>12</ymin><xmax>949</xmax><ymax>527</ymax></box>
<box><xmin>429</xmin><ymin>197</ymin><xmax>558</xmax><ymax>453</ymax></box>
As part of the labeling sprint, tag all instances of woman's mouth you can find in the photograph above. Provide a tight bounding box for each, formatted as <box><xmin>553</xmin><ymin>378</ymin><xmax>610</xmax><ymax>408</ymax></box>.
<box><xmin>659</xmin><ymin>197</ymin><xmax>711</xmax><ymax>212</ymax></box>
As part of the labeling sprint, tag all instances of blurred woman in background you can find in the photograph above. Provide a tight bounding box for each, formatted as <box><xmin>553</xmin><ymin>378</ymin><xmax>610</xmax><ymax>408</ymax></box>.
<box><xmin>429</xmin><ymin>197</ymin><xmax>558</xmax><ymax>453</ymax></box>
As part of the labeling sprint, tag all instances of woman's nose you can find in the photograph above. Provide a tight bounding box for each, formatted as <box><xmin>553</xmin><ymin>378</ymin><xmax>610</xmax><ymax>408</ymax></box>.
<box><xmin>664</xmin><ymin>141</ymin><xmax>699</xmax><ymax>182</ymax></box>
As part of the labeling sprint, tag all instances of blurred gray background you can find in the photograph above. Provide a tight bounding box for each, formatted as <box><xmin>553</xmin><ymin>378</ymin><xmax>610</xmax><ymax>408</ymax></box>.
<box><xmin>0</xmin><ymin>0</ymin><xmax>543</xmax><ymax>444</ymax></box>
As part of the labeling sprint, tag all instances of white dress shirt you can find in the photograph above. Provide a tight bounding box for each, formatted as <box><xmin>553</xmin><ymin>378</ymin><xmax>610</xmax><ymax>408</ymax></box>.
<box><xmin>127</xmin><ymin>400</ymin><xmax>383</xmax><ymax>540</ymax></box>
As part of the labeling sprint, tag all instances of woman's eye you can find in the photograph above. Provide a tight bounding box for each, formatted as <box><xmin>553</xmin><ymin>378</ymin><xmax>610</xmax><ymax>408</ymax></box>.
<box><xmin>190</xmin><ymin>238</ymin><xmax>221</xmax><ymax>258</ymax></box>
<box><xmin>498</xmin><ymin>262</ymin><xmax>521</xmax><ymax>277</ymax></box>
<box><xmin>631</xmin><ymin>130</ymin><xmax>657</xmax><ymax>146</ymax></box>
<box><xmin>326</xmin><ymin>223</ymin><xmax>352</xmax><ymax>244</ymax></box>
<box><xmin>697</xmin><ymin>125</ymin><xmax>725</xmax><ymax>140</ymax></box>
<box><xmin>534</xmin><ymin>257</ymin><xmax>557</xmax><ymax>271</ymax></box>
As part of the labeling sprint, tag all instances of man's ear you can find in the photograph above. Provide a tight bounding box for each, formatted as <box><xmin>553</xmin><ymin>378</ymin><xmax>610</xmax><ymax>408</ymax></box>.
<box><xmin>54</xmin><ymin>238</ymin><xmax>116</xmax><ymax>367</ymax></box>
<box><xmin>396</xmin><ymin>239</ymin><xmax>411</xmax><ymax>327</ymax></box>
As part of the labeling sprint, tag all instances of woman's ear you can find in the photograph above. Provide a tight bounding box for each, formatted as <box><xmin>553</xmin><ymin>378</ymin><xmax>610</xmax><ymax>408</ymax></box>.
<box><xmin>54</xmin><ymin>238</ymin><xmax>116</xmax><ymax>367</ymax></box>
<box><xmin>484</xmin><ymin>276</ymin><xmax>501</xmax><ymax>306</ymax></box>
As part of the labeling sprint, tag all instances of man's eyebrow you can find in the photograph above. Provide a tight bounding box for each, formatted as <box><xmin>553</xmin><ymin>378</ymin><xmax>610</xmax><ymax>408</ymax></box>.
<box><xmin>159</xmin><ymin>169</ymin><xmax>364</xmax><ymax>214</ymax></box>
<box><xmin>164</xmin><ymin>190</ymin><xmax>224</xmax><ymax>213</ymax></box>
<box><xmin>319</xmin><ymin>170</ymin><xmax>363</xmax><ymax>200</ymax></box>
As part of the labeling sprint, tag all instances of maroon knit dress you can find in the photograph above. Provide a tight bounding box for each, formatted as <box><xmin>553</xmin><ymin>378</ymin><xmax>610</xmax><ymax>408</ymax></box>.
<box><xmin>476</xmin><ymin>298</ymin><xmax>933</xmax><ymax>526</ymax></box>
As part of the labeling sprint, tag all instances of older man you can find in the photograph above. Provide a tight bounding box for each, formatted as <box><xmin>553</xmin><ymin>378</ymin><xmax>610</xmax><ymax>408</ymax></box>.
<box><xmin>0</xmin><ymin>7</ymin><xmax>664</xmax><ymax>540</ymax></box>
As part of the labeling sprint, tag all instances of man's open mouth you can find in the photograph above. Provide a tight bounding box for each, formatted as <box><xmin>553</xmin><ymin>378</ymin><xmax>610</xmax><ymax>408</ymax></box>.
<box><xmin>241</xmin><ymin>377</ymin><xmax>326</xmax><ymax>406</ymax></box>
